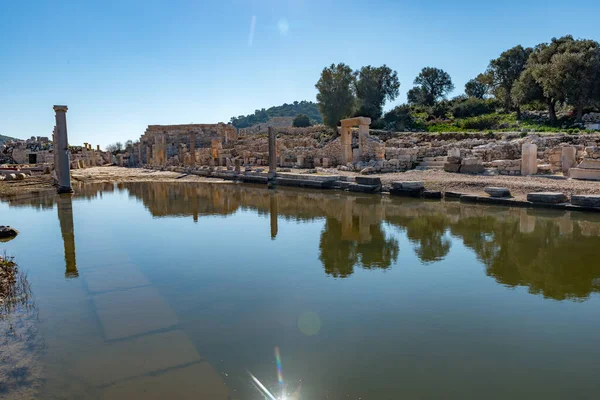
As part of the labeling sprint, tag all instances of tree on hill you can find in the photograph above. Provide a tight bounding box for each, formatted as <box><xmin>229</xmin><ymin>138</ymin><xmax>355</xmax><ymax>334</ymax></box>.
<box><xmin>292</xmin><ymin>114</ymin><xmax>311</xmax><ymax>127</ymax></box>
<box><xmin>315</xmin><ymin>63</ymin><xmax>357</xmax><ymax>128</ymax></box>
<box><xmin>486</xmin><ymin>45</ymin><xmax>532</xmax><ymax>112</ymax></box>
<box><xmin>355</xmin><ymin>65</ymin><xmax>400</xmax><ymax>120</ymax></box>
<box><xmin>407</xmin><ymin>67</ymin><xmax>454</xmax><ymax>106</ymax></box>
<box><xmin>230</xmin><ymin>101</ymin><xmax>322</xmax><ymax>128</ymax></box>
<box><xmin>465</xmin><ymin>74</ymin><xmax>489</xmax><ymax>99</ymax></box>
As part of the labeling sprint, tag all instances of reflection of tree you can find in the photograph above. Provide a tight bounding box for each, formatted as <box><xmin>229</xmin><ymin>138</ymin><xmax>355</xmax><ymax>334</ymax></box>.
<box><xmin>319</xmin><ymin>217</ymin><xmax>398</xmax><ymax>278</ymax></box>
<box><xmin>388</xmin><ymin>213</ymin><xmax>451</xmax><ymax>263</ymax></box>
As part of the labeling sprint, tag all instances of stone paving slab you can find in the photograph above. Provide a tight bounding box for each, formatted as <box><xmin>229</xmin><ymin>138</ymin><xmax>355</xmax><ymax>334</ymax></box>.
<box><xmin>102</xmin><ymin>362</ymin><xmax>228</xmax><ymax>399</ymax></box>
<box><xmin>84</xmin><ymin>265</ymin><xmax>150</xmax><ymax>294</ymax></box>
<box><xmin>93</xmin><ymin>286</ymin><xmax>178</xmax><ymax>340</ymax></box>
<box><xmin>72</xmin><ymin>330</ymin><xmax>201</xmax><ymax>387</ymax></box>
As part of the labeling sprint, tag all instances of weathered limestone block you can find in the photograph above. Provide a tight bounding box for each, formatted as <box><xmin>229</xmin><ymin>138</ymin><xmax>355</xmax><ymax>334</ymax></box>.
<box><xmin>521</xmin><ymin>143</ymin><xmax>538</xmax><ymax>175</ymax></box>
<box><xmin>392</xmin><ymin>181</ymin><xmax>424</xmax><ymax>190</ymax></box>
<box><xmin>484</xmin><ymin>187</ymin><xmax>511</xmax><ymax>198</ymax></box>
<box><xmin>561</xmin><ymin>146</ymin><xmax>577</xmax><ymax>175</ymax></box>
<box><xmin>355</xmin><ymin>176</ymin><xmax>381</xmax><ymax>186</ymax></box>
<box><xmin>348</xmin><ymin>183</ymin><xmax>381</xmax><ymax>193</ymax></box>
<box><xmin>527</xmin><ymin>192</ymin><xmax>568</xmax><ymax>204</ymax></box>
<box><xmin>444</xmin><ymin>163</ymin><xmax>461</xmax><ymax>173</ymax></box>
<box><xmin>585</xmin><ymin>146</ymin><xmax>600</xmax><ymax>159</ymax></box>
<box><xmin>571</xmin><ymin>195</ymin><xmax>600</xmax><ymax>208</ymax></box>
<box><xmin>569</xmin><ymin>168</ymin><xmax>600</xmax><ymax>181</ymax></box>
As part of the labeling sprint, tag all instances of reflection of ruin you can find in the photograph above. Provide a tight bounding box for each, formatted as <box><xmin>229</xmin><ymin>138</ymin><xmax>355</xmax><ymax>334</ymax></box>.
<box><xmin>4</xmin><ymin>182</ymin><xmax>600</xmax><ymax>300</ymax></box>
<box><xmin>56</xmin><ymin>194</ymin><xmax>78</xmax><ymax>278</ymax></box>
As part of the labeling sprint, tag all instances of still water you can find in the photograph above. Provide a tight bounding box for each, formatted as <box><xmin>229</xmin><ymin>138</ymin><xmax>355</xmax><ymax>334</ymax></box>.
<box><xmin>2</xmin><ymin>182</ymin><xmax>600</xmax><ymax>399</ymax></box>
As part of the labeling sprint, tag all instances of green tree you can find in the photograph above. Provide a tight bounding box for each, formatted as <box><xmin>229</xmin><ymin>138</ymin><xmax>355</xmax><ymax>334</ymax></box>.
<box><xmin>292</xmin><ymin>114</ymin><xmax>311</xmax><ymax>127</ymax></box>
<box><xmin>486</xmin><ymin>45</ymin><xmax>532</xmax><ymax>112</ymax></box>
<box><xmin>383</xmin><ymin>104</ymin><xmax>415</xmax><ymax>131</ymax></box>
<box><xmin>315</xmin><ymin>63</ymin><xmax>357</xmax><ymax>128</ymax></box>
<box><xmin>355</xmin><ymin>65</ymin><xmax>400</xmax><ymax>120</ymax></box>
<box><xmin>526</xmin><ymin>36</ymin><xmax>600</xmax><ymax>123</ymax></box>
<box><xmin>408</xmin><ymin>67</ymin><xmax>454</xmax><ymax>106</ymax></box>
<box><xmin>464</xmin><ymin>73</ymin><xmax>489</xmax><ymax>99</ymax></box>
<box><xmin>511</xmin><ymin>68</ymin><xmax>545</xmax><ymax>119</ymax></box>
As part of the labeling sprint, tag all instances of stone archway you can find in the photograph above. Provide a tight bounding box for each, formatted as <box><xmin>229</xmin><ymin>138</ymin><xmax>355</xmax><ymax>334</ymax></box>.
<box><xmin>339</xmin><ymin>117</ymin><xmax>371</xmax><ymax>164</ymax></box>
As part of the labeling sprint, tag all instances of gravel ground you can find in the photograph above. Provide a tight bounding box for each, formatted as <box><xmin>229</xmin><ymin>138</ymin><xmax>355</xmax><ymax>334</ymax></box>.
<box><xmin>2</xmin><ymin>166</ymin><xmax>600</xmax><ymax>200</ymax></box>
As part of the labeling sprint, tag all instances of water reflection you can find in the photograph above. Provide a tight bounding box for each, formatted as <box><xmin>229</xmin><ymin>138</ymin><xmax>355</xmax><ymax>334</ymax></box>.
<box><xmin>56</xmin><ymin>194</ymin><xmax>78</xmax><ymax>278</ymax></box>
<box><xmin>3</xmin><ymin>182</ymin><xmax>600</xmax><ymax>301</ymax></box>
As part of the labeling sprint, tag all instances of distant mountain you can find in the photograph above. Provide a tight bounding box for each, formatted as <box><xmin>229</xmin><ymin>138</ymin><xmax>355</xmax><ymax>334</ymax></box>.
<box><xmin>0</xmin><ymin>134</ymin><xmax>18</xmax><ymax>145</ymax></box>
<box><xmin>230</xmin><ymin>100</ymin><xmax>322</xmax><ymax>128</ymax></box>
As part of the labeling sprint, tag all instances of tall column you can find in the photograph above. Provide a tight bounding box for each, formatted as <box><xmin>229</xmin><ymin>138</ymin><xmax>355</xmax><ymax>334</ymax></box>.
<box><xmin>340</xmin><ymin>126</ymin><xmax>352</xmax><ymax>165</ymax></box>
<box><xmin>138</xmin><ymin>144</ymin><xmax>143</xmax><ymax>166</ymax></box>
<box><xmin>146</xmin><ymin>145</ymin><xmax>151</xmax><ymax>165</ymax></box>
<box><xmin>52</xmin><ymin>126</ymin><xmax>60</xmax><ymax>181</ymax></box>
<box><xmin>189</xmin><ymin>132</ymin><xmax>196</xmax><ymax>166</ymax></box>
<box><xmin>57</xmin><ymin>194</ymin><xmax>78</xmax><ymax>278</ymax></box>
<box><xmin>268</xmin><ymin>127</ymin><xmax>277</xmax><ymax>176</ymax></box>
<box><xmin>53</xmin><ymin>105</ymin><xmax>72</xmax><ymax>193</ymax></box>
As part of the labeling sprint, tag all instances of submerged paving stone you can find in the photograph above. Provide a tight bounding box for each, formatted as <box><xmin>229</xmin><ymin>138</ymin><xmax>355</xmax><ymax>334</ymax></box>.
<box><xmin>527</xmin><ymin>192</ymin><xmax>569</xmax><ymax>204</ymax></box>
<box><xmin>571</xmin><ymin>195</ymin><xmax>600</xmax><ymax>208</ymax></box>
<box><xmin>93</xmin><ymin>286</ymin><xmax>178</xmax><ymax>340</ymax></box>
<box><xmin>72</xmin><ymin>330</ymin><xmax>201</xmax><ymax>387</ymax></box>
<box><xmin>102</xmin><ymin>362</ymin><xmax>228</xmax><ymax>399</ymax></box>
<box><xmin>484</xmin><ymin>187</ymin><xmax>511</xmax><ymax>198</ymax></box>
<box><xmin>84</xmin><ymin>264</ymin><xmax>150</xmax><ymax>293</ymax></box>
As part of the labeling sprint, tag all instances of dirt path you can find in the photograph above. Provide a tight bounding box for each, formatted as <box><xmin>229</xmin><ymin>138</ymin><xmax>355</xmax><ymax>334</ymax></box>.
<box><xmin>2</xmin><ymin>166</ymin><xmax>600</xmax><ymax>199</ymax></box>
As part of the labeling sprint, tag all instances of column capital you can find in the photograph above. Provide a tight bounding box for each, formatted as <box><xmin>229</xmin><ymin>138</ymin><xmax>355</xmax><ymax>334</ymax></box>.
<box><xmin>53</xmin><ymin>105</ymin><xmax>68</xmax><ymax>112</ymax></box>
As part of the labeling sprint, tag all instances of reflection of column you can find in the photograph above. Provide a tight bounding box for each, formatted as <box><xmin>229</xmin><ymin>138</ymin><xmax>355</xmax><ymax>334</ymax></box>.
<box><xmin>57</xmin><ymin>194</ymin><xmax>78</xmax><ymax>278</ymax></box>
<box><xmin>54</xmin><ymin>105</ymin><xmax>72</xmax><ymax>193</ymax></box>
<box><xmin>519</xmin><ymin>209</ymin><xmax>536</xmax><ymax>234</ymax></box>
<box><xmin>269</xmin><ymin>194</ymin><xmax>278</xmax><ymax>239</ymax></box>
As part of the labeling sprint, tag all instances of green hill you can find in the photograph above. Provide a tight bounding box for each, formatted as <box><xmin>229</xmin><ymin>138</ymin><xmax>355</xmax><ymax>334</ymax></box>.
<box><xmin>230</xmin><ymin>100</ymin><xmax>322</xmax><ymax>128</ymax></box>
<box><xmin>0</xmin><ymin>134</ymin><xmax>17</xmax><ymax>145</ymax></box>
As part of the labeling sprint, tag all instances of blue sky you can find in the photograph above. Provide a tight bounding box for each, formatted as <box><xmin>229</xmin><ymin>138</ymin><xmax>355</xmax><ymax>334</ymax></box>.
<box><xmin>1</xmin><ymin>0</ymin><xmax>598</xmax><ymax>148</ymax></box>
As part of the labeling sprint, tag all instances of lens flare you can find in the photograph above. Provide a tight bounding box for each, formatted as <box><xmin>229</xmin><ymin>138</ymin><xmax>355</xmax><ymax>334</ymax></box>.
<box><xmin>275</xmin><ymin>346</ymin><xmax>284</xmax><ymax>387</ymax></box>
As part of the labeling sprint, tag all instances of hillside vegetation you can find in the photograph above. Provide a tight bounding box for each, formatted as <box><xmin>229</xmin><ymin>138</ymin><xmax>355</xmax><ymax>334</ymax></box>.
<box><xmin>230</xmin><ymin>101</ymin><xmax>322</xmax><ymax>128</ymax></box>
<box><xmin>0</xmin><ymin>134</ymin><xmax>17</xmax><ymax>145</ymax></box>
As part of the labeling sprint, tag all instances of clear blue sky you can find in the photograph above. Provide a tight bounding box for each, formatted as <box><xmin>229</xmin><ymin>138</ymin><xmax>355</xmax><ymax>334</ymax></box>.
<box><xmin>1</xmin><ymin>0</ymin><xmax>598</xmax><ymax>148</ymax></box>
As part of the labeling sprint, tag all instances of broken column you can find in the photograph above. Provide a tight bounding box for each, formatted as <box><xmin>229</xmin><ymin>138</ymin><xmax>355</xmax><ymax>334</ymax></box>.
<box><xmin>189</xmin><ymin>132</ymin><xmax>196</xmax><ymax>166</ymax></box>
<box><xmin>521</xmin><ymin>143</ymin><xmax>537</xmax><ymax>176</ymax></box>
<box><xmin>268</xmin><ymin>127</ymin><xmax>277</xmax><ymax>177</ymax></box>
<box><xmin>561</xmin><ymin>146</ymin><xmax>577</xmax><ymax>175</ymax></box>
<box><xmin>53</xmin><ymin>105</ymin><xmax>72</xmax><ymax>193</ymax></box>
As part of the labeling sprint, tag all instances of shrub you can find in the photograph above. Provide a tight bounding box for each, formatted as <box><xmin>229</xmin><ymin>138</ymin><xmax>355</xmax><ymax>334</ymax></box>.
<box><xmin>451</xmin><ymin>98</ymin><xmax>496</xmax><ymax>118</ymax></box>
<box><xmin>430</xmin><ymin>102</ymin><xmax>451</xmax><ymax>119</ymax></box>
<box><xmin>292</xmin><ymin>114</ymin><xmax>311</xmax><ymax>127</ymax></box>
<box><xmin>458</xmin><ymin>115</ymin><xmax>500</xmax><ymax>130</ymax></box>
<box><xmin>383</xmin><ymin>105</ymin><xmax>416</xmax><ymax>131</ymax></box>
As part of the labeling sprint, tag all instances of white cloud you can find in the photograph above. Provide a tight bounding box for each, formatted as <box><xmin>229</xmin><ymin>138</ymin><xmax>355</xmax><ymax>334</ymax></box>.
<box><xmin>277</xmin><ymin>18</ymin><xmax>289</xmax><ymax>36</ymax></box>
<box><xmin>248</xmin><ymin>15</ymin><xmax>256</xmax><ymax>46</ymax></box>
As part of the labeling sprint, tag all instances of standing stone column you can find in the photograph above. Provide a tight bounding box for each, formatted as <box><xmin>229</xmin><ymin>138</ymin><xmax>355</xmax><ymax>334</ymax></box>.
<box><xmin>358</xmin><ymin>123</ymin><xmax>369</xmax><ymax>159</ymax></box>
<box><xmin>52</xmin><ymin>126</ymin><xmax>60</xmax><ymax>181</ymax></box>
<box><xmin>53</xmin><ymin>105</ymin><xmax>72</xmax><ymax>193</ymax></box>
<box><xmin>340</xmin><ymin>126</ymin><xmax>352</xmax><ymax>164</ymax></box>
<box><xmin>521</xmin><ymin>143</ymin><xmax>538</xmax><ymax>176</ymax></box>
<box><xmin>561</xmin><ymin>146</ymin><xmax>577</xmax><ymax>175</ymax></box>
<box><xmin>57</xmin><ymin>194</ymin><xmax>78</xmax><ymax>278</ymax></box>
<box><xmin>146</xmin><ymin>145</ymin><xmax>151</xmax><ymax>165</ymax></box>
<box><xmin>268</xmin><ymin>127</ymin><xmax>277</xmax><ymax>177</ymax></box>
<box><xmin>189</xmin><ymin>132</ymin><xmax>196</xmax><ymax>166</ymax></box>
